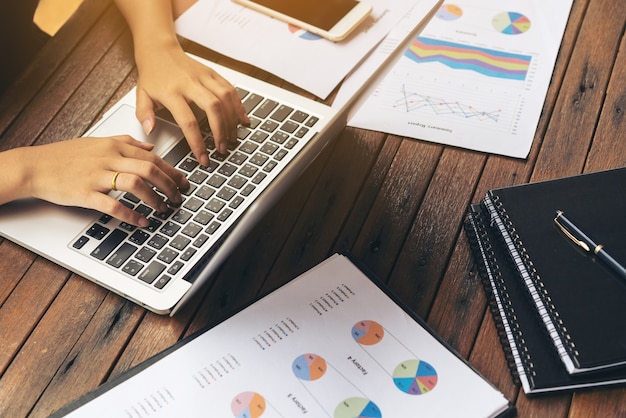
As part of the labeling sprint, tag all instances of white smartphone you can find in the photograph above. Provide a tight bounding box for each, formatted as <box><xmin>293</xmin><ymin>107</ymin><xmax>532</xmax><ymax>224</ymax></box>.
<box><xmin>233</xmin><ymin>0</ymin><xmax>373</xmax><ymax>42</ymax></box>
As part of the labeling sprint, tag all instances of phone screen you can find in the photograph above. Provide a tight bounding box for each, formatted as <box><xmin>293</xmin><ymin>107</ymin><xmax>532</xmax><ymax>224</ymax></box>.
<box><xmin>247</xmin><ymin>0</ymin><xmax>360</xmax><ymax>31</ymax></box>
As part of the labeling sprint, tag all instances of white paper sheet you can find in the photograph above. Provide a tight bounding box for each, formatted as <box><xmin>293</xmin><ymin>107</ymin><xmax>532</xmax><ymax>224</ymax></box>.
<box><xmin>63</xmin><ymin>254</ymin><xmax>510</xmax><ymax>417</ymax></box>
<box><xmin>175</xmin><ymin>0</ymin><xmax>423</xmax><ymax>99</ymax></box>
<box><xmin>344</xmin><ymin>0</ymin><xmax>573</xmax><ymax>159</ymax></box>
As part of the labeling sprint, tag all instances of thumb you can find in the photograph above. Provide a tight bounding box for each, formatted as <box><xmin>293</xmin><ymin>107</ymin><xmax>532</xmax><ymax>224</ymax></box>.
<box><xmin>136</xmin><ymin>88</ymin><xmax>156</xmax><ymax>136</ymax></box>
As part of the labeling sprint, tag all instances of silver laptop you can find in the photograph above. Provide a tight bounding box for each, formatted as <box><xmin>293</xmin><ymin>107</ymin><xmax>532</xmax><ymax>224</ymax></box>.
<box><xmin>0</xmin><ymin>55</ymin><xmax>346</xmax><ymax>315</ymax></box>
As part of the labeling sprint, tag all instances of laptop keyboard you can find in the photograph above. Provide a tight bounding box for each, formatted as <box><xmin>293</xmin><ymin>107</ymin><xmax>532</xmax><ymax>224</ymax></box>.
<box><xmin>70</xmin><ymin>86</ymin><xmax>321</xmax><ymax>290</ymax></box>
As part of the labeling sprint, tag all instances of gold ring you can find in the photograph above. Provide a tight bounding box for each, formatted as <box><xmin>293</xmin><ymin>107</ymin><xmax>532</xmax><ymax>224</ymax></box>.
<box><xmin>111</xmin><ymin>171</ymin><xmax>120</xmax><ymax>191</ymax></box>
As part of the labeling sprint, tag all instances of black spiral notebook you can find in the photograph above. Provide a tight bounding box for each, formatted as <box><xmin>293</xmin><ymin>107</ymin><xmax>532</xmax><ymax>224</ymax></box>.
<box><xmin>465</xmin><ymin>204</ymin><xmax>626</xmax><ymax>394</ymax></box>
<box><xmin>463</xmin><ymin>167</ymin><xmax>626</xmax><ymax>393</ymax></box>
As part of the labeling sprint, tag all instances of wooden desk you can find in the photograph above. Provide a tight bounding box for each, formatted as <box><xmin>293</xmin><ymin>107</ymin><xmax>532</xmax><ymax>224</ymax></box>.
<box><xmin>0</xmin><ymin>0</ymin><xmax>624</xmax><ymax>416</ymax></box>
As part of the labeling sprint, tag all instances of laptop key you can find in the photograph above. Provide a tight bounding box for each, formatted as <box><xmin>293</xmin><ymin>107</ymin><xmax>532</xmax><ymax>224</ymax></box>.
<box><xmin>90</xmin><ymin>229</ymin><xmax>128</xmax><ymax>260</ymax></box>
<box><xmin>107</xmin><ymin>243</ymin><xmax>137</xmax><ymax>268</ymax></box>
<box><xmin>86</xmin><ymin>224</ymin><xmax>109</xmax><ymax>240</ymax></box>
<box><xmin>123</xmin><ymin>259</ymin><xmax>144</xmax><ymax>276</ymax></box>
<box><xmin>138</xmin><ymin>260</ymin><xmax>166</xmax><ymax>283</ymax></box>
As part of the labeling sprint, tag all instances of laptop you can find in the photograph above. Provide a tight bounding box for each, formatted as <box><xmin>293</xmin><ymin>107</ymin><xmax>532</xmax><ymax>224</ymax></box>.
<box><xmin>0</xmin><ymin>54</ymin><xmax>350</xmax><ymax>315</ymax></box>
<box><xmin>0</xmin><ymin>1</ymin><xmax>441</xmax><ymax>315</ymax></box>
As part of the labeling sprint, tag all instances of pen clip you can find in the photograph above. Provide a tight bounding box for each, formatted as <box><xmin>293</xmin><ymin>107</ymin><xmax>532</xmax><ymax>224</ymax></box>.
<box><xmin>554</xmin><ymin>211</ymin><xmax>590</xmax><ymax>252</ymax></box>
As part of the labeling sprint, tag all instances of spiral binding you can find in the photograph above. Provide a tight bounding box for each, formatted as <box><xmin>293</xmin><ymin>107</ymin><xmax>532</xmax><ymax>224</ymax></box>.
<box><xmin>464</xmin><ymin>207</ymin><xmax>536</xmax><ymax>388</ymax></box>
<box><xmin>484</xmin><ymin>194</ymin><xmax>579</xmax><ymax>369</ymax></box>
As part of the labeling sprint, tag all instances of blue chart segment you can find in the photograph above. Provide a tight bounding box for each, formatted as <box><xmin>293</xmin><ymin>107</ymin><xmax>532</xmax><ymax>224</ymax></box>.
<box><xmin>395</xmin><ymin>86</ymin><xmax>502</xmax><ymax>123</ymax></box>
<box><xmin>334</xmin><ymin>397</ymin><xmax>382</xmax><ymax>418</ymax></box>
<box><xmin>292</xmin><ymin>353</ymin><xmax>327</xmax><ymax>381</ymax></box>
<box><xmin>393</xmin><ymin>359</ymin><xmax>438</xmax><ymax>395</ymax></box>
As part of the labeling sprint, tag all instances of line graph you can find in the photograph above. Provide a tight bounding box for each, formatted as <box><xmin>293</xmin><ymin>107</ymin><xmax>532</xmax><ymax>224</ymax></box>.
<box><xmin>395</xmin><ymin>85</ymin><xmax>503</xmax><ymax>122</ymax></box>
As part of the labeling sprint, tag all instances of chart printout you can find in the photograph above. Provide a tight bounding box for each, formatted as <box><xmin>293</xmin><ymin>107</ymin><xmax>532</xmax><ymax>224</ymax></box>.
<box><xmin>347</xmin><ymin>0</ymin><xmax>573</xmax><ymax>158</ymax></box>
<box><xmin>61</xmin><ymin>254</ymin><xmax>510</xmax><ymax>417</ymax></box>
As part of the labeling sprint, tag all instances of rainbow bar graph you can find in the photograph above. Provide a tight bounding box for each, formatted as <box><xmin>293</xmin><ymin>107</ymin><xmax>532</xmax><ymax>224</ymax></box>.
<box><xmin>405</xmin><ymin>37</ymin><xmax>532</xmax><ymax>81</ymax></box>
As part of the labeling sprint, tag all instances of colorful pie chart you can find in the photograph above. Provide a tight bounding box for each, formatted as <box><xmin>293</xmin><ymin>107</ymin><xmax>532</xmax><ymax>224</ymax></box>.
<box><xmin>436</xmin><ymin>4</ymin><xmax>463</xmax><ymax>21</ymax></box>
<box><xmin>334</xmin><ymin>397</ymin><xmax>382</xmax><ymax>418</ymax></box>
<box><xmin>351</xmin><ymin>320</ymin><xmax>384</xmax><ymax>346</ymax></box>
<box><xmin>492</xmin><ymin>11</ymin><xmax>531</xmax><ymax>35</ymax></box>
<box><xmin>392</xmin><ymin>359</ymin><xmax>438</xmax><ymax>395</ymax></box>
<box><xmin>292</xmin><ymin>353</ymin><xmax>327</xmax><ymax>381</ymax></box>
<box><xmin>231</xmin><ymin>391</ymin><xmax>266</xmax><ymax>418</ymax></box>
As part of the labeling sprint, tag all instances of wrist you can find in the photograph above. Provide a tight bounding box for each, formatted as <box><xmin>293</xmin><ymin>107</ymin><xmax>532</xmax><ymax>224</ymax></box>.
<box><xmin>0</xmin><ymin>147</ymin><xmax>34</xmax><ymax>204</ymax></box>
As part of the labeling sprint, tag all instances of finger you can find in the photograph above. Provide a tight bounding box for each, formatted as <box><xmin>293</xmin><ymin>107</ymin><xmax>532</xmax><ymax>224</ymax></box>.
<box><xmin>110</xmin><ymin>159</ymin><xmax>183</xmax><ymax>208</ymax></box>
<box><xmin>116</xmin><ymin>140</ymin><xmax>191</xmax><ymax>194</ymax></box>
<box><xmin>88</xmin><ymin>192</ymin><xmax>150</xmax><ymax>227</ymax></box>
<box><xmin>111</xmin><ymin>171</ymin><xmax>171</xmax><ymax>214</ymax></box>
<box><xmin>135</xmin><ymin>88</ymin><xmax>157</xmax><ymax>136</ymax></box>
<box><xmin>108</xmin><ymin>135</ymin><xmax>155</xmax><ymax>151</ymax></box>
<box><xmin>166</xmin><ymin>98</ymin><xmax>210</xmax><ymax>166</ymax></box>
<box><xmin>201</xmin><ymin>70</ymin><xmax>249</xmax><ymax>125</ymax></box>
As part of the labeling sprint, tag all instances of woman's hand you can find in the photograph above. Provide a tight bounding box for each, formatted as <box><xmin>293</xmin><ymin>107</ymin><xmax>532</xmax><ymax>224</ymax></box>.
<box><xmin>134</xmin><ymin>43</ymin><xmax>249</xmax><ymax>166</ymax></box>
<box><xmin>3</xmin><ymin>136</ymin><xmax>190</xmax><ymax>227</ymax></box>
<box><xmin>113</xmin><ymin>0</ymin><xmax>249</xmax><ymax>167</ymax></box>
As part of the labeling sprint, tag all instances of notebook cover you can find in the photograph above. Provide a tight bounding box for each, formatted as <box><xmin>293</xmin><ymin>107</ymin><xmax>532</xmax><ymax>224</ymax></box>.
<box><xmin>482</xmin><ymin>167</ymin><xmax>626</xmax><ymax>373</ymax></box>
<box><xmin>465</xmin><ymin>204</ymin><xmax>626</xmax><ymax>394</ymax></box>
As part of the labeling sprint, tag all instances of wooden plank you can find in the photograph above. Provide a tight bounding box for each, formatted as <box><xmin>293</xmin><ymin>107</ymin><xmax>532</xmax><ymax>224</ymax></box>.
<box><xmin>531</xmin><ymin>0</ymin><xmax>625</xmax><ymax>181</ymax></box>
<box><xmin>0</xmin><ymin>241</ymin><xmax>36</xmax><ymax>305</ymax></box>
<box><xmin>260</xmin><ymin>126</ymin><xmax>387</xmax><ymax>291</ymax></box>
<box><xmin>349</xmin><ymin>139</ymin><xmax>442</xmax><ymax>281</ymax></box>
<box><xmin>0</xmin><ymin>0</ymin><xmax>113</xmax><ymax>136</ymax></box>
<box><xmin>387</xmin><ymin>147</ymin><xmax>484</xmax><ymax>319</ymax></box>
<box><xmin>0</xmin><ymin>257</ymin><xmax>69</xmax><ymax>374</ymax></box>
<box><xmin>0</xmin><ymin>275</ymin><xmax>107</xmax><ymax>418</ymax></box>
<box><xmin>584</xmin><ymin>20</ymin><xmax>626</xmax><ymax>172</ymax></box>
<box><xmin>32</xmin><ymin>294</ymin><xmax>144</xmax><ymax>417</ymax></box>
<box><xmin>0</xmin><ymin>4</ymin><xmax>127</xmax><ymax>152</ymax></box>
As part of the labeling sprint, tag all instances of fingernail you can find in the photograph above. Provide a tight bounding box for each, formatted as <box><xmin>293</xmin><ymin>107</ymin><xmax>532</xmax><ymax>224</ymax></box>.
<box><xmin>200</xmin><ymin>154</ymin><xmax>210</xmax><ymax>167</ymax></box>
<box><xmin>142</xmin><ymin>119</ymin><xmax>154</xmax><ymax>136</ymax></box>
<box><xmin>138</xmin><ymin>217</ymin><xmax>150</xmax><ymax>228</ymax></box>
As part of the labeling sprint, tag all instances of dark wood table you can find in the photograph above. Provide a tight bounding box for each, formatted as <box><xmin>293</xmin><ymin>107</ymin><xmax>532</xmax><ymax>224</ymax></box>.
<box><xmin>1</xmin><ymin>0</ymin><xmax>625</xmax><ymax>416</ymax></box>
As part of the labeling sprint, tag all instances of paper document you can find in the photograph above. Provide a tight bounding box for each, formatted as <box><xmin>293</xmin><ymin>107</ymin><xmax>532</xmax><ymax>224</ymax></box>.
<box><xmin>344</xmin><ymin>0</ymin><xmax>573</xmax><ymax>158</ymax></box>
<box><xmin>175</xmin><ymin>0</ymin><xmax>425</xmax><ymax>99</ymax></box>
<box><xmin>60</xmin><ymin>254</ymin><xmax>511</xmax><ymax>417</ymax></box>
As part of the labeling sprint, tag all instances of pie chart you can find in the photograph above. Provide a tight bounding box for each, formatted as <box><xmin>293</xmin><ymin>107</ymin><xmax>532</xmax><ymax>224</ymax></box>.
<box><xmin>492</xmin><ymin>12</ymin><xmax>531</xmax><ymax>35</ymax></box>
<box><xmin>334</xmin><ymin>397</ymin><xmax>382</xmax><ymax>418</ymax></box>
<box><xmin>231</xmin><ymin>391</ymin><xmax>266</xmax><ymax>418</ymax></box>
<box><xmin>292</xmin><ymin>353</ymin><xmax>327</xmax><ymax>381</ymax></box>
<box><xmin>436</xmin><ymin>4</ymin><xmax>463</xmax><ymax>21</ymax></box>
<box><xmin>351</xmin><ymin>320</ymin><xmax>384</xmax><ymax>346</ymax></box>
<box><xmin>392</xmin><ymin>359</ymin><xmax>438</xmax><ymax>395</ymax></box>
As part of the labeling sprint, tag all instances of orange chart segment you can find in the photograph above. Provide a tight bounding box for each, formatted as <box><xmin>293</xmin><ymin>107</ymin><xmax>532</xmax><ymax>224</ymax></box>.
<box><xmin>351</xmin><ymin>320</ymin><xmax>384</xmax><ymax>346</ymax></box>
<box><xmin>231</xmin><ymin>391</ymin><xmax>266</xmax><ymax>418</ymax></box>
<box><xmin>292</xmin><ymin>353</ymin><xmax>327</xmax><ymax>381</ymax></box>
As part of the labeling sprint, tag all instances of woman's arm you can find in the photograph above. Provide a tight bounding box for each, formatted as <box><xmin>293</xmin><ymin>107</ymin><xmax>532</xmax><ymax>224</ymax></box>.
<box><xmin>113</xmin><ymin>0</ymin><xmax>249</xmax><ymax>166</ymax></box>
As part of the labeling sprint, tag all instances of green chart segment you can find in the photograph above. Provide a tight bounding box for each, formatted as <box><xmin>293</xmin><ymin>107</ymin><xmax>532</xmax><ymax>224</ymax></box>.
<box><xmin>393</xmin><ymin>359</ymin><xmax>438</xmax><ymax>395</ymax></box>
<box><xmin>334</xmin><ymin>397</ymin><xmax>382</xmax><ymax>418</ymax></box>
